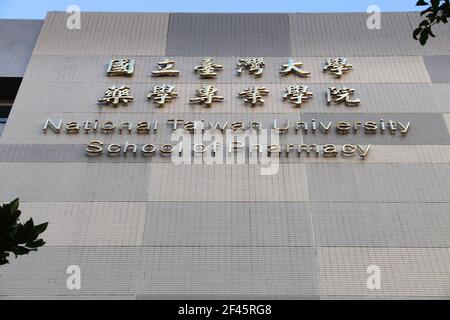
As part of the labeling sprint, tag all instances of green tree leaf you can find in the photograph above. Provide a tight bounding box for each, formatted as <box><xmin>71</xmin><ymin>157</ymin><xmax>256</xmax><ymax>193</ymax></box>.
<box><xmin>416</xmin><ymin>0</ymin><xmax>429</xmax><ymax>5</ymax></box>
<box><xmin>413</xmin><ymin>27</ymin><xmax>422</xmax><ymax>39</ymax></box>
<box><xmin>0</xmin><ymin>199</ymin><xmax>48</xmax><ymax>266</ymax></box>
<box><xmin>414</xmin><ymin>0</ymin><xmax>450</xmax><ymax>45</ymax></box>
<box><xmin>33</xmin><ymin>222</ymin><xmax>49</xmax><ymax>235</ymax></box>
<box><xmin>26</xmin><ymin>239</ymin><xmax>46</xmax><ymax>249</ymax></box>
<box><xmin>419</xmin><ymin>28</ymin><xmax>430</xmax><ymax>45</ymax></box>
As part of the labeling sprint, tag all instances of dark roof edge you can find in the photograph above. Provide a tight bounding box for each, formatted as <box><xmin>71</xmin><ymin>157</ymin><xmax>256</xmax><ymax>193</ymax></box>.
<box><xmin>44</xmin><ymin>10</ymin><xmax>421</xmax><ymax>14</ymax></box>
<box><xmin>0</xmin><ymin>18</ymin><xmax>43</xmax><ymax>22</ymax></box>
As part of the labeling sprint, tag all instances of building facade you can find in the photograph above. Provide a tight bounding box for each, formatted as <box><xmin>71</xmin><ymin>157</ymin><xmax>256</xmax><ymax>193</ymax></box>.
<box><xmin>1</xmin><ymin>12</ymin><xmax>450</xmax><ymax>299</ymax></box>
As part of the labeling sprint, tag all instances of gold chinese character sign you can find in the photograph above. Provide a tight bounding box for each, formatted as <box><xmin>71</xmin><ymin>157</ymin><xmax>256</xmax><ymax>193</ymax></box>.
<box><xmin>236</xmin><ymin>58</ymin><xmax>265</xmax><ymax>77</ymax></box>
<box><xmin>327</xmin><ymin>87</ymin><xmax>360</xmax><ymax>106</ymax></box>
<box><xmin>190</xmin><ymin>86</ymin><xmax>224</xmax><ymax>107</ymax></box>
<box><xmin>147</xmin><ymin>85</ymin><xmax>178</xmax><ymax>107</ymax></box>
<box><xmin>283</xmin><ymin>85</ymin><xmax>314</xmax><ymax>107</ymax></box>
<box><xmin>323</xmin><ymin>57</ymin><xmax>352</xmax><ymax>77</ymax></box>
<box><xmin>194</xmin><ymin>58</ymin><xmax>223</xmax><ymax>78</ymax></box>
<box><xmin>151</xmin><ymin>59</ymin><xmax>180</xmax><ymax>77</ymax></box>
<box><xmin>238</xmin><ymin>85</ymin><xmax>269</xmax><ymax>106</ymax></box>
<box><xmin>280</xmin><ymin>59</ymin><xmax>310</xmax><ymax>77</ymax></box>
<box><xmin>107</xmin><ymin>58</ymin><xmax>135</xmax><ymax>76</ymax></box>
<box><xmin>98</xmin><ymin>86</ymin><xmax>134</xmax><ymax>107</ymax></box>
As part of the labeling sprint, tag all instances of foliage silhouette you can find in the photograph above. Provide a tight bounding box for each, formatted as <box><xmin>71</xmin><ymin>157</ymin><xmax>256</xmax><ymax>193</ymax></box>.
<box><xmin>0</xmin><ymin>198</ymin><xmax>48</xmax><ymax>266</ymax></box>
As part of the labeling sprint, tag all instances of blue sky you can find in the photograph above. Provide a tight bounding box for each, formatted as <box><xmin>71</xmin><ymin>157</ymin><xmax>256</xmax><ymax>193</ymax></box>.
<box><xmin>0</xmin><ymin>0</ymin><xmax>419</xmax><ymax>19</ymax></box>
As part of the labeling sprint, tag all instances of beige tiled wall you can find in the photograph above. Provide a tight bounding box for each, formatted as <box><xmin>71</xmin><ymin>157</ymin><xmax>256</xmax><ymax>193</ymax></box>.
<box><xmin>1</xmin><ymin>12</ymin><xmax>450</xmax><ymax>299</ymax></box>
